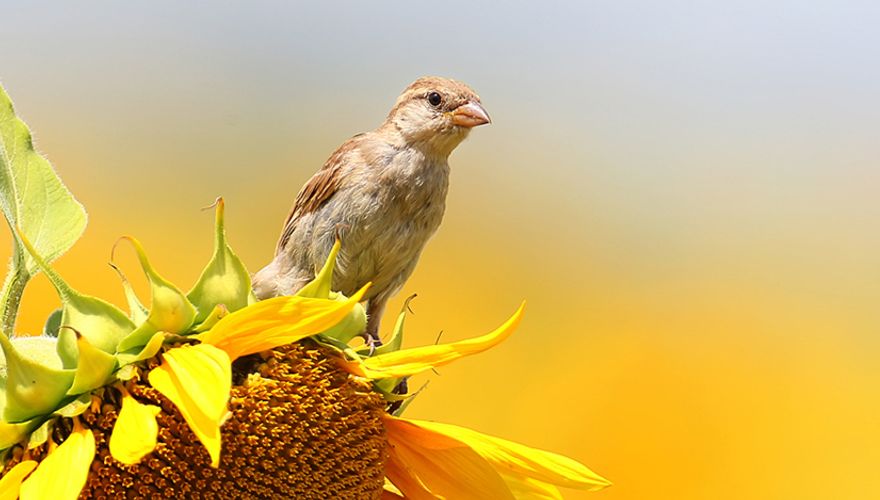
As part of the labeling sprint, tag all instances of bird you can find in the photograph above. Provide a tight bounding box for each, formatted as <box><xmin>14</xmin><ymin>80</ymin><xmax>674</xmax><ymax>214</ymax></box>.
<box><xmin>252</xmin><ymin>76</ymin><xmax>490</xmax><ymax>344</ymax></box>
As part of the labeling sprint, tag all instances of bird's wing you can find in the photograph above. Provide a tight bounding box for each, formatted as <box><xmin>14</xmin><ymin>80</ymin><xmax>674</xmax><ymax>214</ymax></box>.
<box><xmin>275</xmin><ymin>136</ymin><xmax>363</xmax><ymax>253</ymax></box>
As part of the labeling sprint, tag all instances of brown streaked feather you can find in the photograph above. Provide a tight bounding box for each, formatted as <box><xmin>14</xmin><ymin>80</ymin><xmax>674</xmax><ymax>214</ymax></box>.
<box><xmin>275</xmin><ymin>136</ymin><xmax>363</xmax><ymax>253</ymax></box>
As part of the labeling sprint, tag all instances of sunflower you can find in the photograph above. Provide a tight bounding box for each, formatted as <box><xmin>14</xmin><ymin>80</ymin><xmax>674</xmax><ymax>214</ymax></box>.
<box><xmin>0</xmin><ymin>84</ymin><xmax>610</xmax><ymax>499</ymax></box>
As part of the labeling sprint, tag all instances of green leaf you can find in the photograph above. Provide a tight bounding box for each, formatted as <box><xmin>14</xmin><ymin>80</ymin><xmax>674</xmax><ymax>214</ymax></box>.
<box><xmin>187</xmin><ymin>198</ymin><xmax>254</xmax><ymax>323</ymax></box>
<box><xmin>0</xmin><ymin>84</ymin><xmax>87</xmax><ymax>335</ymax></box>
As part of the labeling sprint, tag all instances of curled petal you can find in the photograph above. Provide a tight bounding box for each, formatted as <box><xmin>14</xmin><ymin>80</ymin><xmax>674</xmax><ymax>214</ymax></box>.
<box><xmin>345</xmin><ymin>302</ymin><xmax>525</xmax><ymax>379</ymax></box>
<box><xmin>20</xmin><ymin>422</ymin><xmax>95</xmax><ymax>500</ymax></box>
<box><xmin>198</xmin><ymin>285</ymin><xmax>369</xmax><ymax>360</ymax></box>
<box><xmin>385</xmin><ymin>416</ymin><xmax>610</xmax><ymax>494</ymax></box>
<box><xmin>384</xmin><ymin>415</ymin><xmax>515</xmax><ymax>499</ymax></box>
<box><xmin>109</xmin><ymin>393</ymin><xmax>161</xmax><ymax>465</ymax></box>
<box><xmin>0</xmin><ymin>460</ymin><xmax>37</xmax><ymax>500</ymax></box>
<box><xmin>147</xmin><ymin>343</ymin><xmax>231</xmax><ymax>467</ymax></box>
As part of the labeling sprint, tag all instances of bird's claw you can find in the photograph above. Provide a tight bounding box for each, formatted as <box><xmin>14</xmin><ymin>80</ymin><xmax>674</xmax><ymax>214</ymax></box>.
<box><xmin>362</xmin><ymin>331</ymin><xmax>383</xmax><ymax>356</ymax></box>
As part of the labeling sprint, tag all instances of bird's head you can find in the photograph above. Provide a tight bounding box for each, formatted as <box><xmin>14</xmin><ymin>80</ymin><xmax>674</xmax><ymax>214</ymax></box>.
<box><xmin>382</xmin><ymin>76</ymin><xmax>490</xmax><ymax>157</ymax></box>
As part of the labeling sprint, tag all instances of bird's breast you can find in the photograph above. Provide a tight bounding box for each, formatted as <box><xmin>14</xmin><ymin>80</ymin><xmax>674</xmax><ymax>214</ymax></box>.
<box><xmin>310</xmin><ymin>154</ymin><xmax>450</xmax><ymax>297</ymax></box>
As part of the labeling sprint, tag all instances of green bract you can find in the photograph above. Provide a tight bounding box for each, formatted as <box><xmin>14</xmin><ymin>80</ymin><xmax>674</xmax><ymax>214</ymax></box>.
<box><xmin>0</xmin><ymin>84</ymin><xmax>267</xmax><ymax>461</ymax></box>
<box><xmin>0</xmin><ymin>195</ymin><xmax>253</xmax><ymax>448</ymax></box>
<box><xmin>295</xmin><ymin>238</ymin><xmax>368</xmax><ymax>343</ymax></box>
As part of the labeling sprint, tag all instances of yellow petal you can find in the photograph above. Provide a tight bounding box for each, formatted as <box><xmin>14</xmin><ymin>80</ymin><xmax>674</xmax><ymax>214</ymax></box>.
<box><xmin>20</xmin><ymin>422</ymin><xmax>95</xmax><ymax>500</ymax></box>
<box><xmin>380</xmin><ymin>479</ymin><xmax>410</xmax><ymax>500</ymax></box>
<box><xmin>348</xmin><ymin>302</ymin><xmax>525</xmax><ymax>379</ymax></box>
<box><xmin>109</xmin><ymin>393</ymin><xmax>161</xmax><ymax>465</ymax></box>
<box><xmin>384</xmin><ymin>451</ymin><xmax>440</xmax><ymax>500</ymax></box>
<box><xmin>147</xmin><ymin>343</ymin><xmax>230</xmax><ymax>467</ymax></box>
<box><xmin>0</xmin><ymin>460</ymin><xmax>37</xmax><ymax>500</ymax></box>
<box><xmin>384</xmin><ymin>416</ymin><xmax>514</xmax><ymax>500</ymax></box>
<box><xmin>502</xmin><ymin>473</ymin><xmax>564</xmax><ymax>500</ymax></box>
<box><xmin>392</xmin><ymin>417</ymin><xmax>611</xmax><ymax>492</ymax></box>
<box><xmin>199</xmin><ymin>284</ymin><xmax>369</xmax><ymax>360</ymax></box>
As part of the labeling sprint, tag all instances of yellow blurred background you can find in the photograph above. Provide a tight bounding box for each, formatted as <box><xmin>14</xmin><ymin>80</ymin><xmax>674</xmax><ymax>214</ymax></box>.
<box><xmin>2</xmin><ymin>2</ymin><xmax>879</xmax><ymax>498</ymax></box>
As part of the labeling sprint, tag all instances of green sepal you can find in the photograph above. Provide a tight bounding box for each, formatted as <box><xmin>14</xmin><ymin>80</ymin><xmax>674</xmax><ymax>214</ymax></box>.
<box><xmin>115</xmin><ymin>331</ymin><xmax>165</xmax><ymax>366</ymax></box>
<box><xmin>322</xmin><ymin>293</ymin><xmax>367</xmax><ymax>343</ymax></box>
<box><xmin>0</xmin><ymin>334</ymin><xmax>73</xmax><ymax>422</ymax></box>
<box><xmin>118</xmin><ymin>322</ymin><xmax>159</xmax><ymax>355</ymax></box>
<box><xmin>56</xmin><ymin>327</ymin><xmax>78</xmax><ymax>368</ymax></box>
<box><xmin>16</xmin><ymin>229</ymin><xmax>135</xmax><ymax>354</ymax></box>
<box><xmin>375</xmin><ymin>376</ymin><xmax>403</xmax><ymax>394</ymax></box>
<box><xmin>115</xmin><ymin>364</ymin><xmax>137</xmax><ymax>381</ymax></box>
<box><xmin>191</xmin><ymin>304</ymin><xmax>228</xmax><ymax>333</ymax></box>
<box><xmin>358</xmin><ymin>295</ymin><xmax>413</xmax><ymax>357</ymax></box>
<box><xmin>296</xmin><ymin>238</ymin><xmax>340</xmax><ymax>299</ymax></box>
<box><xmin>392</xmin><ymin>392</ymin><xmax>418</xmax><ymax>417</ymax></box>
<box><xmin>58</xmin><ymin>293</ymin><xmax>135</xmax><ymax>355</ymax></box>
<box><xmin>392</xmin><ymin>381</ymin><xmax>427</xmax><ymax>417</ymax></box>
<box><xmin>67</xmin><ymin>333</ymin><xmax>117</xmax><ymax>395</ymax></box>
<box><xmin>0</xmin><ymin>416</ymin><xmax>40</xmax><ymax>450</ymax></box>
<box><xmin>3</xmin><ymin>336</ymin><xmax>64</xmax><ymax>371</ymax></box>
<box><xmin>370</xmin><ymin>381</ymin><xmax>410</xmax><ymax>402</ymax></box>
<box><xmin>116</xmin><ymin>236</ymin><xmax>196</xmax><ymax>351</ymax></box>
<box><xmin>27</xmin><ymin>418</ymin><xmax>53</xmax><ymax>449</ymax></box>
<box><xmin>109</xmin><ymin>263</ymin><xmax>148</xmax><ymax>325</ymax></box>
<box><xmin>53</xmin><ymin>393</ymin><xmax>91</xmax><ymax>418</ymax></box>
<box><xmin>42</xmin><ymin>308</ymin><xmax>62</xmax><ymax>337</ymax></box>
<box><xmin>296</xmin><ymin>239</ymin><xmax>367</xmax><ymax>343</ymax></box>
<box><xmin>371</xmin><ymin>378</ymin><xmax>426</xmax><ymax>416</ymax></box>
<box><xmin>188</xmin><ymin>198</ymin><xmax>254</xmax><ymax>324</ymax></box>
<box><xmin>312</xmin><ymin>334</ymin><xmax>365</xmax><ymax>363</ymax></box>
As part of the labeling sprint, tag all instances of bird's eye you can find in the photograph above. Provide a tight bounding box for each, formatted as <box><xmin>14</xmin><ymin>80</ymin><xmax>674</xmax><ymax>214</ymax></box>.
<box><xmin>427</xmin><ymin>91</ymin><xmax>442</xmax><ymax>107</ymax></box>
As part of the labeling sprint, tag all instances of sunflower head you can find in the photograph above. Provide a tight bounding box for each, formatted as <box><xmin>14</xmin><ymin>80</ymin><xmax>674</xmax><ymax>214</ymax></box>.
<box><xmin>0</xmin><ymin>83</ymin><xmax>610</xmax><ymax>499</ymax></box>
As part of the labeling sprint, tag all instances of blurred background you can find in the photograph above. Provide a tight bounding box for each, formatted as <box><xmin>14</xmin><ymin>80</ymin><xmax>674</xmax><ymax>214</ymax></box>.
<box><xmin>1</xmin><ymin>1</ymin><xmax>879</xmax><ymax>498</ymax></box>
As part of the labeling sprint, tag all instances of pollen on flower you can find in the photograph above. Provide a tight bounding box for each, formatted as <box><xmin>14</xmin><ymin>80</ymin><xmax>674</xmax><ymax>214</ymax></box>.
<box><xmin>1</xmin><ymin>341</ymin><xmax>388</xmax><ymax>499</ymax></box>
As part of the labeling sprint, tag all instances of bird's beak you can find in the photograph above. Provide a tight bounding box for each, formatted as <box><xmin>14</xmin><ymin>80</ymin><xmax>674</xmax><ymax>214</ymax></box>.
<box><xmin>451</xmin><ymin>101</ymin><xmax>491</xmax><ymax>128</ymax></box>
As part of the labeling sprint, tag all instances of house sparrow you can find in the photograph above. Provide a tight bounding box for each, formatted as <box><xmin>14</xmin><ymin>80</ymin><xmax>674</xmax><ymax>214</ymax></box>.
<box><xmin>252</xmin><ymin>76</ymin><xmax>490</xmax><ymax>343</ymax></box>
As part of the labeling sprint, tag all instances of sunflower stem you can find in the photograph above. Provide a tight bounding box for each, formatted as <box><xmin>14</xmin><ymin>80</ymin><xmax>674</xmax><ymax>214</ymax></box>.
<box><xmin>0</xmin><ymin>259</ymin><xmax>27</xmax><ymax>336</ymax></box>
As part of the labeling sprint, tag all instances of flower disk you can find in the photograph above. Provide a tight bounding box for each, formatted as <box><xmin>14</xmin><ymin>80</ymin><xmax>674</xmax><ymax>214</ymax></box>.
<box><xmin>2</xmin><ymin>341</ymin><xmax>388</xmax><ymax>499</ymax></box>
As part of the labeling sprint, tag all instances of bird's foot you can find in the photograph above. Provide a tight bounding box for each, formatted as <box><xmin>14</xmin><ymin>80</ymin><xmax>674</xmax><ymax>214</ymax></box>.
<box><xmin>361</xmin><ymin>330</ymin><xmax>383</xmax><ymax>356</ymax></box>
